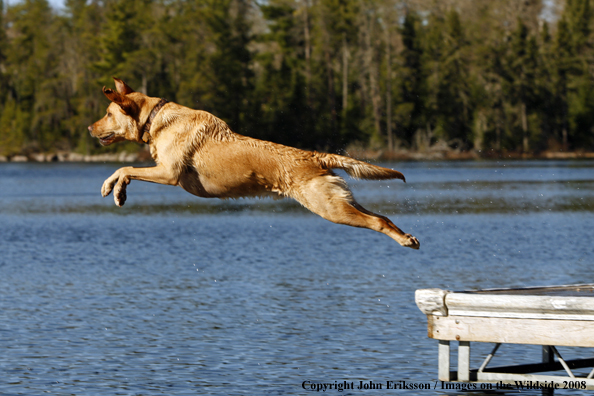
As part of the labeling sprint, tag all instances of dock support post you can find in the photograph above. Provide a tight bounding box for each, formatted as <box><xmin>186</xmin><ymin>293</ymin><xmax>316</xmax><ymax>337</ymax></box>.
<box><xmin>542</xmin><ymin>346</ymin><xmax>554</xmax><ymax>396</ymax></box>
<box><xmin>438</xmin><ymin>340</ymin><xmax>450</xmax><ymax>381</ymax></box>
<box><xmin>458</xmin><ymin>341</ymin><xmax>470</xmax><ymax>382</ymax></box>
<box><xmin>543</xmin><ymin>345</ymin><xmax>554</xmax><ymax>365</ymax></box>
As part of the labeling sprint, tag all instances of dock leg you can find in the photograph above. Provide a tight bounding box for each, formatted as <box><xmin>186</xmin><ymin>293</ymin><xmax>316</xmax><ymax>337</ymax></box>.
<box><xmin>438</xmin><ymin>340</ymin><xmax>450</xmax><ymax>381</ymax></box>
<box><xmin>543</xmin><ymin>345</ymin><xmax>554</xmax><ymax>365</ymax></box>
<box><xmin>542</xmin><ymin>346</ymin><xmax>554</xmax><ymax>396</ymax></box>
<box><xmin>458</xmin><ymin>341</ymin><xmax>470</xmax><ymax>382</ymax></box>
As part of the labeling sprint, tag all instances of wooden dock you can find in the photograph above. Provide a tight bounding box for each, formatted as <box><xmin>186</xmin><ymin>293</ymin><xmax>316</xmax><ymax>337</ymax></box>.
<box><xmin>416</xmin><ymin>284</ymin><xmax>594</xmax><ymax>392</ymax></box>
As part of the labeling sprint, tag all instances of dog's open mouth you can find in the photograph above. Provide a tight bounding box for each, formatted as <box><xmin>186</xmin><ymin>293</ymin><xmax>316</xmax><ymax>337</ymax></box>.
<box><xmin>99</xmin><ymin>133</ymin><xmax>116</xmax><ymax>146</ymax></box>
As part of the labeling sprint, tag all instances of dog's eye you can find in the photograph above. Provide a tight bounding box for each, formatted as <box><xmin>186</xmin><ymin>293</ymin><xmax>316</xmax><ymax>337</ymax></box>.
<box><xmin>107</xmin><ymin>112</ymin><xmax>112</xmax><ymax>117</ymax></box>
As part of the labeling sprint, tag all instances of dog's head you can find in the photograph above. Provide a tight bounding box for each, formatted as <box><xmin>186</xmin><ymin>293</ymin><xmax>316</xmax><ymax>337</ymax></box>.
<box><xmin>88</xmin><ymin>77</ymin><xmax>147</xmax><ymax>145</ymax></box>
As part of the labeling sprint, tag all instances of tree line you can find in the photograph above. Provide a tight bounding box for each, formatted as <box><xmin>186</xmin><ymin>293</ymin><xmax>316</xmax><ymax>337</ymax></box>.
<box><xmin>0</xmin><ymin>0</ymin><xmax>593</xmax><ymax>157</ymax></box>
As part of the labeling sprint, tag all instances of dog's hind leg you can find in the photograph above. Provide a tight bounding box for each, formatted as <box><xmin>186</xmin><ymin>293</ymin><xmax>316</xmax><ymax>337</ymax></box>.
<box><xmin>293</xmin><ymin>173</ymin><xmax>420</xmax><ymax>249</ymax></box>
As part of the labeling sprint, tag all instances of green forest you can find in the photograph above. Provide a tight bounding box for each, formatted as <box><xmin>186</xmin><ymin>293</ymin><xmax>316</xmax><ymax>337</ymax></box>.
<box><xmin>0</xmin><ymin>0</ymin><xmax>593</xmax><ymax>158</ymax></box>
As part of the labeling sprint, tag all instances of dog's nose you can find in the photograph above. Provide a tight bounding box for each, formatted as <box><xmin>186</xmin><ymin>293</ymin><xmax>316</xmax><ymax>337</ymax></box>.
<box><xmin>88</xmin><ymin>125</ymin><xmax>93</xmax><ymax>134</ymax></box>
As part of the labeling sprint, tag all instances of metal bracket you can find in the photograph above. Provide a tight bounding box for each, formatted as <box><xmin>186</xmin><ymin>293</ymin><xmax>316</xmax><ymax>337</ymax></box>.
<box><xmin>478</xmin><ymin>343</ymin><xmax>501</xmax><ymax>373</ymax></box>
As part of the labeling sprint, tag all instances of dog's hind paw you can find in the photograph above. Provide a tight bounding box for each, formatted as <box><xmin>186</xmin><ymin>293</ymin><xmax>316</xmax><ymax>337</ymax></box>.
<box><xmin>402</xmin><ymin>234</ymin><xmax>420</xmax><ymax>250</ymax></box>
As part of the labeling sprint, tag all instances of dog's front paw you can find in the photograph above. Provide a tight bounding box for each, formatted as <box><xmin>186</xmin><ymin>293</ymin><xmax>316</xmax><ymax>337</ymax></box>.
<box><xmin>113</xmin><ymin>183</ymin><xmax>127</xmax><ymax>207</ymax></box>
<box><xmin>101</xmin><ymin>172</ymin><xmax>120</xmax><ymax>197</ymax></box>
<box><xmin>113</xmin><ymin>176</ymin><xmax>130</xmax><ymax>207</ymax></box>
<box><xmin>402</xmin><ymin>234</ymin><xmax>420</xmax><ymax>250</ymax></box>
<box><xmin>101</xmin><ymin>179</ymin><xmax>114</xmax><ymax>197</ymax></box>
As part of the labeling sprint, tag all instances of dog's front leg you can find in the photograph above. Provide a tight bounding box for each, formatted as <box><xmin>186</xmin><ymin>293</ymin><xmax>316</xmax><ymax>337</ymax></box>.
<box><xmin>102</xmin><ymin>165</ymin><xmax>178</xmax><ymax>207</ymax></box>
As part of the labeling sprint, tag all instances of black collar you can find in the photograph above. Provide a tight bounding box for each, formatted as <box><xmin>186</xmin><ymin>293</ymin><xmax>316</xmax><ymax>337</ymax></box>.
<box><xmin>141</xmin><ymin>98</ymin><xmax>168</xmax><ymax>143</ymax></box>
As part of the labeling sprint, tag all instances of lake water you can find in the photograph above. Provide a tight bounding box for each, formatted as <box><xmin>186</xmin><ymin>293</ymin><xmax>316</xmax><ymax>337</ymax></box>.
<box><xmin>1</xmin><ymin>160</ymin><xmax>593</xmax><ymax>395</ymax></box>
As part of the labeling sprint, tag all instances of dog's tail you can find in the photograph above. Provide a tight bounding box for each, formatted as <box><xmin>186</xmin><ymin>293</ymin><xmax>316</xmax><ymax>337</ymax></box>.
<box><xmin>316</xmin><ymin>153</ymin><xmax>406</xmax><ymax>182</ymax></box>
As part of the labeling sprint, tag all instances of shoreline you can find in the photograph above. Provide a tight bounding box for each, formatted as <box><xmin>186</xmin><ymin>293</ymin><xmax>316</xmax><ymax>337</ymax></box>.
<box><xmin>1</xmin><ymin>149</ymin><xmax>594</xmax><ymax>163</ymax></box>
<box><xmin>0</xmin><ymin>151</ymin><xmax>151</xmax><ymax>163</ymax></box>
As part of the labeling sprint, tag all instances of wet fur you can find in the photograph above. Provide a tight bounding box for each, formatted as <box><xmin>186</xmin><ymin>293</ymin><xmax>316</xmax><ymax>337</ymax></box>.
<box><xmin>88</xmin><ymin>78</ymin><xmax>420</xmax><ymax>249</ymax></box>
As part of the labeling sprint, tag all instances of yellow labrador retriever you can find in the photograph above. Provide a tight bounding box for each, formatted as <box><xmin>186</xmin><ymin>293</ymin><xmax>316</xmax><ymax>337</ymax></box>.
<box><xmin>88</xmin><ymin>78</ymin><xmax>420</xmax><ymax>249</ymax></box>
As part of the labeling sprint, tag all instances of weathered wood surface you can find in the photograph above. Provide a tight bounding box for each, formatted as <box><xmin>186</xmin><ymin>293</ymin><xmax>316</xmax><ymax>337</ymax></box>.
<box><xmin>415</xmin><ymin>288</ymin><xmax>448</xmax><ymax>316</ymax></box>
<box><xmin>465</xmin><ymin>284</ymin><xmax>594</xmax><ymax>296</ymax></box>
<box><xmin>415</xmin><ymin>285</ymin><xmax>594</xmax><ymax>320</ymax></box>
<box><xmin>428</xmin><ymin>315</ymin><xmax>594</xmax><ymax>347</ymax></box>
<box><xmin>446</xmin><ymin>293</ymin><xmax>594</xmax><ymax>320</ymax></box>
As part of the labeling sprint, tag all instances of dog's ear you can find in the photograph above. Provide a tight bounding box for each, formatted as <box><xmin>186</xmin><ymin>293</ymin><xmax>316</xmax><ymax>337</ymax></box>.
<box><xmin>103</xmin><ymin>87</ymin><xmax>139</xmax><ymax>115</ymax></box>
<box><xmin>112</xmin><ymin>77</ymin><xmax>135</xmax><ymax>95</ymax></box>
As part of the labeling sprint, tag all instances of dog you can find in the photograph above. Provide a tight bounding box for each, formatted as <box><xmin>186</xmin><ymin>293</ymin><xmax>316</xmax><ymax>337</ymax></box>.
<box><xmin>88</xmin><ymin>78</ymin><xmax>420</xmax><ymax>249</ymax></box>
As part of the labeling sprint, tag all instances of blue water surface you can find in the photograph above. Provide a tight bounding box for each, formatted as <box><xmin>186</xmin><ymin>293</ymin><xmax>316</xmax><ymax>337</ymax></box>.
<box><xmin>1</xmin><ymin>160</ymin><xmax>593</xmax><ymax>395</ymax></box>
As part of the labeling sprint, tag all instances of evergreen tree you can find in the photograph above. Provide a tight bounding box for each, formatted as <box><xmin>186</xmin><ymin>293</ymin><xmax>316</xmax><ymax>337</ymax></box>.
<box><xmin>552</xmin><ymin>0</ymin><xmax>594</xmax><ymax>150</ymax></box>
<box><xmin>180</xmin><ymin>0</ymin><xmax>256</xmax><ymax>135</ymax></box>
<box><xmin>255</xmin><ymin>1</ymin><xmax>311</xmax><ymax>147</ymax></box>
<box><xmin>395</xmin><ymin>11</ymin><xmax>424</xmax><ymax>147</ymax></box>
<box><xmin>500</xmin><ymin>19</ymin><xmax>538</xmax><ymax>152</ymax></box>
<box><xmin>4</xmin><ymin>0</ymin><xmax>56</xmax><ymax>151</ymax></box>
<box><xmin>425</xmin><ymin>10</ymin><xmax>472</xmax><ymax>149</ymax></box>
<box><xmin>63</xmin><ymin>0</ymin><xmax>105</xmax><ymax>154</ymax></box>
